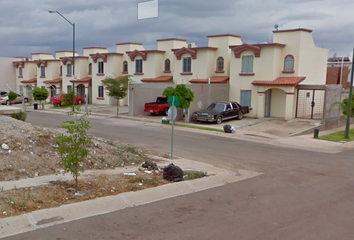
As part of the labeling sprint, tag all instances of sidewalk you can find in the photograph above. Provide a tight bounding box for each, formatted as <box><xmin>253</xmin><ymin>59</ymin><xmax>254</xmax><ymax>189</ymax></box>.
<box><xmin>0</xmin><ymin>156</ymin><xmax>261</xmax><ymax>238</ymax></box>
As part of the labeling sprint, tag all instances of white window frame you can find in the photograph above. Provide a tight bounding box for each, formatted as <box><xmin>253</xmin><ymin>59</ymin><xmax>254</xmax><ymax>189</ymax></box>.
<box><xmin>241</xmin><ymin>55</ymin><xmax>254</xmax><ymax>74</ymax></box>
<box><xmin>183</xmin><ymin>57</ymin><xmax>191</xmax><ymax>73</ymax></box>
<box><xmin>135</xmin><ymin>59</ymin><xmax>143</xmax><ymax>73</ymax></box>
<box><xmin>98</xmin><ymin>61</ymin><xmax>104</xmax><ymax>74</ymax></box>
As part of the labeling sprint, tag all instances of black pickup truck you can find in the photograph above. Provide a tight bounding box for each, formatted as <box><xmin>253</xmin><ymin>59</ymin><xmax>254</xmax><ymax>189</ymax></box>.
<box><xmin>192</xmin><ymin>101</ymin><xmax>249</xmax><ymax>124</ymax></box>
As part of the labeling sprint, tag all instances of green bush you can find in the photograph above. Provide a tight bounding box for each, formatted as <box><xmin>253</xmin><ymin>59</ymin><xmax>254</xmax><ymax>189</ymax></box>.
<box><xmin>62</xmin><ymin>89</ymin><xmax>73</xmax><ymax>106</ymax></box>
<box><xmin>8</xmin><ymin>91</ymin><xmax>17</xmax><ymax>104</ymax></box>
<box><xmin>10</xmin><ymin>111</ymin><xmax>27</xmax><ymax>121</ymax></box>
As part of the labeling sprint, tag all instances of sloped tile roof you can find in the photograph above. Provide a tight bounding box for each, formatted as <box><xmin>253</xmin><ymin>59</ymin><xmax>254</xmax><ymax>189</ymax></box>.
<box><xmin>70</xmin><ymin>77</ymin><xmax>92</xmax><ymax>83</ymax></box>
<box><xmin>252</xmin><ymin>76</ymin><xmax>306</xmax><ymax>86</ymax></box>
<box><xmin>43</xmin><ymin>78</ymin><xmax>62</xmax><ymax>84</ymax></box>
<box><xmin>189</xmin><ymin>76</ymin><xmax>229</xmax><ymax>84</ymax></box>
<box><xmin>141</xmin><ymin>76</ymin><xmax>173</xmax><ymax>83</ymax></box>
<box><xmin>20</xmin><ymin>78</ymin><xmax>37</xmax><ymax>84</ymax></box>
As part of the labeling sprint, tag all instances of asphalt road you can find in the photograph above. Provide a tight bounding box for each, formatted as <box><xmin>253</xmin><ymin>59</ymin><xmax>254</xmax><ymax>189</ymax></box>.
<box><xmin>4</xmin><ymin>111</ymin><xmax>354</xmax><ymax>240</ymax></box>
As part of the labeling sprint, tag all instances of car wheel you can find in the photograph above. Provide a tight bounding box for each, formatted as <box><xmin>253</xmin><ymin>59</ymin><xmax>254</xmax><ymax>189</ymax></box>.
<box><xmin>24</xmin><ymin>98</ymin><xmax>28</xmax><ymax>103</ymax></box>
<box><xmin>77</xmin><ymin>100</ymin><xmax>82</xmax><ymax>105</ymax></box>
<box><xmin>6</xmin><ymin>100</ymin><xmax>10</xmax><ymax>105</ymax></box>
<box><xmin>216</xmin><ymin>116</ymin><xmax>222</xmax><ymax>124</ymax></box>
<box><xmin>237</xmin><ymin>111</ymin><xmax>243</xmax><ymax>120</ymax></box>
<box><xmin>163</xmin><ymin>107</ymin><xmax>169</xmax><ymax>116</ymax></box>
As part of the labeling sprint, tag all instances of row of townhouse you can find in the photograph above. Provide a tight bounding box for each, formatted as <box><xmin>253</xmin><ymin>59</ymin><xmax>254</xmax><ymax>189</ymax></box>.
<box><xmin>12</xmin><ymin>28</ymin><xmax>328</xmax><ymax>120</ymax></box>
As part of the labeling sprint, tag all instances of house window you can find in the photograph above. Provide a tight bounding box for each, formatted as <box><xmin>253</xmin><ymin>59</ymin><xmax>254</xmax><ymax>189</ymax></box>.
<box><xmin>60</xmin><ymin>66</ymin><xmax>62</xmax><ymax>76</ymax></box>
<box><xmin>284</xmin><ymin>55</ymin><xmax>294</xmax><ymax>71</ymax></box>
<box><xmin>40</xmin><ymin>66</ymin><xmax>45</xmax><ymax>77</ymax></box>
<box><xmin>19</xmin><ymin>67</ymin><xmax>23</xmax><ymax>77</ymax></box>
<box><xmin>98</xmin><ymin>61</ymin><xmax>104</xmax><ymax>74</ymax></box>
<box><xmin>240</xmin><ymin>90</ymin><xmax>252</xmax><ymax>107</ymax></box>
<box><xmin>88</xmin><ymin>63</ymin><xmax>92</xmax><ymax>74</ymax></box>
<box><xmin>241</xmin><ymin>55</ymin><xmax>254</xmax><ymax>73</ymax></box>
<box><xmin>67</xmin><ymin>63</ymin><xmax>72</xmax><ymax>75</ymax></box>
<box><xmin>164</xmin><ymin>59</ymin><xmax>170</xmax><ymax>72</ymax></box>
<box><xmin>183</xmin><ymin>57</ymin><xmax>191</xmax><ymax>73</ymax></box>
<box><xmin>216</xmin><ymin>57</ymin><xmax>224</xmax><ymax>71</ymax></box>
<box><xmin>123</xmin><ymin>61</ymin><xmax>128</xmax><ymax>72</ymax></box>
<box><xmin>135</xmin><ymin>59</ymin><xmax>143</xmax><ymax>73</ymax></box>
<box><xmin>67</xmin><ymin>85</ymin><xmax>72</xmax><ymax>93</ymax></box>
<box><xmin>19</xmin><ymin>85</ymin><xmax>23</xmax><ymax>95</ymax></box>
<box><xmin>98</xmin><ymin>86</ymin><xmax>104</xmax><ymax>98</ymax></box>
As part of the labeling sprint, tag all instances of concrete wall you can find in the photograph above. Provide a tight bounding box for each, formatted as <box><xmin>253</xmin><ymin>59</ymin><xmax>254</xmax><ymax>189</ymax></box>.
<box><xmin>128</xmin><ymin>83</ymin><xmax>229</xmax><ymax>123</ymax></box>
<box><xmin>128</xmin><ymin>83</ymin><xmax>175</xmax><ymax>116</ymax></box>
<box><xmin>186</xmin><ymin>84</ymin><xmax>229</xmax><ymax>122</ymax></box>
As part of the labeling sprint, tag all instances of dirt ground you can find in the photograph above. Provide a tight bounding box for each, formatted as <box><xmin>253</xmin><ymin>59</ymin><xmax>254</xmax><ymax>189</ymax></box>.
<box><xmin>0</xmin><ymin>115</ymin><xmax>205</xmax><ymax>218</ymax></box>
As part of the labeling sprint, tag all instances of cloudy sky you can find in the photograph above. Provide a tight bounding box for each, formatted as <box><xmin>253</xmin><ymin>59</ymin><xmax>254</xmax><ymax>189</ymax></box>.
<box><xmin>0</xmin><ymin>0</ymin><xmax>353</xmax><ymax>58</ymax></box>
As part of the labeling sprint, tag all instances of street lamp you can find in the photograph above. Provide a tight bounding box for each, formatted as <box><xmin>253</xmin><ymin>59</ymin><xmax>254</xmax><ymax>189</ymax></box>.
<box><xmin>49</xmin><ymin>10</ymin><xmax>75</xmax><ymax>111</ymax></box>
<box><xmin>345</xmin><ymin>46</ymin><xmax>354</xmax><ymax>138</ymax></box>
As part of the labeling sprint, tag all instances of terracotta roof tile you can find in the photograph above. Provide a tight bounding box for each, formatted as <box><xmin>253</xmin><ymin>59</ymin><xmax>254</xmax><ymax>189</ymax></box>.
<box><xmin>252</xmin><ymin>77</ymin><xmax>306</xmax><ymax>86</ymax></box>
<box><xmin>43</xmin><ymin>78</ymin><xmax>62</xmax><ymax>84</ymax></box>
<box><xmin>20</xmin><ymin>78</ymin><xmax>37</xmax><ymax>84</ymax></box>
<box><xmin>101</xmin><ymin>76</ymin><xmax>129</xmax><ymax>82</ymax></box>
<box><xmin>70</xmin><ymin>77</ymin><xmax>92</xmax><ymax>83</ymax></box>
<box><xmin>189</xmin><ymin>76</ymin><xmax>229</xmax><ymax>84</ymax></box>
<box><xmin>141</xmin><ymin>76</ymin><xmax>173</xmax><ymax>83</ymax></box>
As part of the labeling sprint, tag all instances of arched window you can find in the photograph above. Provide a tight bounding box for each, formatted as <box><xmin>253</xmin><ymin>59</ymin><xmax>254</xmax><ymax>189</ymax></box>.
<box><xmin>217</xmin><ymin>57</ymin><xmax>224</xmax><ymax>72</ymax></box>
<box><xmin>88</xmin><ymin>63</ymin><xmax>92</xmax><ymax>74</ymax></box>
<box><xmin>164</xmin><ymin>59</ymin><xmax>171</xmax><ymax>72</ymax></box>
<box><xmin>284</xmin><ymin>55</ymin><xmax>294</xmax><ymax>72</ymax></box>
<box><xmin>123</xmin><ymin>61</ymin><xmax>128</xmax><ymax>73</ymax></box>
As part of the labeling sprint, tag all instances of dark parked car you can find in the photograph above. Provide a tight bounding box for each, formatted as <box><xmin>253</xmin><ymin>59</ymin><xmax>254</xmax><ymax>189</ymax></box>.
<box><xmin>192</xmin><ymin>101</ymin><xmax>249</xmax><ymax>124</ymax></box>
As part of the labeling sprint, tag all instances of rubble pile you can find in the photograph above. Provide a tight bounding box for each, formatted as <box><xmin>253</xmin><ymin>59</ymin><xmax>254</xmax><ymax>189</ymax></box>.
<box><xmin>0</xmin><ymin>115</ymin><xmax>147</xmax><ymax>181</ymax></box>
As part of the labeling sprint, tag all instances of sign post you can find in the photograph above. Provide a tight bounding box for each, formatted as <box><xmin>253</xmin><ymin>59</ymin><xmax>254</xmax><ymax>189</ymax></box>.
<box><xmin>168</xmin><ymin>96</ymin><xmax>180</xmax><ymax>159</ymax></box>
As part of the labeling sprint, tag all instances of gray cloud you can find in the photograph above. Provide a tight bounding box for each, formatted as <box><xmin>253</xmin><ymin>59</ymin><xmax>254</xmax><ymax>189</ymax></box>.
<box><xmin>0</xmin><ymin>0</ymin><xmax>353</xmax><ymax>58</ymax></box>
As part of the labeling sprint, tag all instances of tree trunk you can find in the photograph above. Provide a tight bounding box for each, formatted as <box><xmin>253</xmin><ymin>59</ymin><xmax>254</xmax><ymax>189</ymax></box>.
<box><xmin>116</xmin><ymin>99</ymin><xmax>119</xmax><ymax>118</ymax></box>
<box><xmin>75</xmin><ymin>175</ymin><xmax>78</xmax><ymax>193</ymax></box>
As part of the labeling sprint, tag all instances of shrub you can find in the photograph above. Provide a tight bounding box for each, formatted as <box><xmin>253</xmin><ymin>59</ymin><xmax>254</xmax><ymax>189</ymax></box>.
<box><xmin>10</xmin><ymin>111</ymin><xmax>27</xmax><ymax>121</ymax></box>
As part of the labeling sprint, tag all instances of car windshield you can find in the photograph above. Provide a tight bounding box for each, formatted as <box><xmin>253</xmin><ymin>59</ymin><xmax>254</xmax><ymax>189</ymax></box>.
<box><xmin>206</xmin><ymin>103</ymin><xmax>225</xmax><ymax>111</ymax></box>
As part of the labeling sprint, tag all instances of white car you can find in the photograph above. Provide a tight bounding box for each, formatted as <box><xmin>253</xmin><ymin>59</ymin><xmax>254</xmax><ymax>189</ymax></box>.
<box><xmin>0</xmin><ymin>92</ymin><xmax>29</xmax><ymax>105</ymax></box>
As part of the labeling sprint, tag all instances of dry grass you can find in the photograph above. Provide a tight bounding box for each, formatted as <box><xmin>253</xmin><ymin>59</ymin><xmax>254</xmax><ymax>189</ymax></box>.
<box><xmin>0</xmin><ymin>171</ymin><xmax>169</xmax><ymax>218</ymax></box>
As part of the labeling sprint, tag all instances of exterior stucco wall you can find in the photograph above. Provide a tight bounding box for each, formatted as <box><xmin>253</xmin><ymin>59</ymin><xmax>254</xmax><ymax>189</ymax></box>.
<box><xmin>116</xmin><ymin>44</ymin><xmax>144</xmax><ymax>53</ymax></box>
<box><xmin>208</xmin><ymin>36</ymin><xmax>242</xmax><ymax>76</ymax></box>
<box><xmin>0</xmin><ymin>57</ymin><xmax>17</xmax><ymax>91</ymax></box>
<box><xmin>270</xmin><ymin>88</ymin><xmax>286</xmax><ymax>117</ymax></box>
<box><xmin>31</xmin><ymin>54</ymin><xmax>54</xmax><ymax>61</ymax></box>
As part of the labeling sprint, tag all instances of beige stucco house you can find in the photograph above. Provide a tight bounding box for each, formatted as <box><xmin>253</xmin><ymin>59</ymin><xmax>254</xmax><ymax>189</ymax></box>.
<box><xmin>228</xmin><ymin>28</ymin><xmax>328</xmax><ymax>120</ymax></box>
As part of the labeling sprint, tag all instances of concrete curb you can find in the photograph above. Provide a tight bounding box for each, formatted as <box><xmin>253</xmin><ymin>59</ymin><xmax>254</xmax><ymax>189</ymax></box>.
<box><xmin>0</xmin><ymin>157</ymin><xmax>262</xmax><ymax>238</ymax></box>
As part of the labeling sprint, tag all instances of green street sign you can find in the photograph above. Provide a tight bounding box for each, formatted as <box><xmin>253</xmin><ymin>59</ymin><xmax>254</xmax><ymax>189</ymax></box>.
<box><xmin>168</xmin><ymin>96</ymin><xmax>180</xmax><ymax>107</ymax></box>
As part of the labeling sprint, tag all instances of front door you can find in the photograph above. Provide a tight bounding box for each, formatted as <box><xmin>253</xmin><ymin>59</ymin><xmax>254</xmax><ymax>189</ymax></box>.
<box><xmin>264</xmin><ymin>89</ymin><xmax>272</xmax><ymax>117</ymax></box>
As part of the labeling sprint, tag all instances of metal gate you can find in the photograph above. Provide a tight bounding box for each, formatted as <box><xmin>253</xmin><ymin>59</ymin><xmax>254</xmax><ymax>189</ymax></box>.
<box><xmin>296</xmin><ymin>89</ymin><xmax>325</xmax><ymax>119</ymax></box>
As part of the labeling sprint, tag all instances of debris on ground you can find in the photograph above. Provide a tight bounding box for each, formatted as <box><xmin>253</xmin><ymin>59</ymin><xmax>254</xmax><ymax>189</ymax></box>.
<box><xmin>0</xmin><ymin>115</ymin><xmax>152</xmax><ymax>181</ymax></box>
<box><xmin>163</xmin><ymin>163</ymin><xmax>184</xmax><ymax>182</ymax></box>
<box><xmin>223</xmin><ymin>124</ymin><xmax>235</xmax><ymax>134</ymax></box>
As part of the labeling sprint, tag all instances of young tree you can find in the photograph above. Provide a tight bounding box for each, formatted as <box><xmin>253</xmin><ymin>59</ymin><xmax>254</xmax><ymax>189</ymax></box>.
<box><xmin>331</xmin><ymin>95</ymin><xmax>354</xmax><ymax>117</ymax></box>
<box><xmin>62</xmin><ymin>89</ymin><xmax>74</xmax><ymax>106</ymax></box>
<box><xmin>7</xmin><ymin>91</ymin><xmax>17</xmax><ymax>105</ymax></box>
<box><xmin>55</xmin><ymin>107</ymin><xmax>92</xmax><ymax>193</ymax></box>
<box><xmin>32</xmin><ymin>87</ymin><xmax>49</xmax><ymax>109</ymax></box>
<box><xmin>102</xmin><ymin>75</ymin><xmax>131</xmax><ymax>117</ymax></box>
<box><xmin>163</xmin><ymin>84</ymin><xmax>194</xmax><ymax>109</ymax></box>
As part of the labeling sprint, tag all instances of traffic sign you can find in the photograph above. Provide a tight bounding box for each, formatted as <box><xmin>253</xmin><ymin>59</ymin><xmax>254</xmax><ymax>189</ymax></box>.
<box><xmin>168</xmin><ymin>96</ymin><xmax>180</xmax><ymax>107</ymax></box>
<box><xmin>72</xmin><ymin>75</ymin><xmax>77</xmax><ymax>81</ymax></box>
<box><xmin>167</xmin><ymin>106</ymin><xmax>177</xmax><ymax>121</ymax></box>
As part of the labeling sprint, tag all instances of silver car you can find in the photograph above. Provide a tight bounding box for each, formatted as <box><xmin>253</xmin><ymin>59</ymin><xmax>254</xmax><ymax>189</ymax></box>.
<box><xmin>0</xmin><ymin>92</ymin><xmax>29</xmax><ymax>105</ymax></box>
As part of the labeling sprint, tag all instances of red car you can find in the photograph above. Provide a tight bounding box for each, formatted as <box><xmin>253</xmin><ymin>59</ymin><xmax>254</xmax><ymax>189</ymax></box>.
<box><xmin>50</xmin><ymin>94</ymin><xmax>84</xmax><ymax>106</ymax></box>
